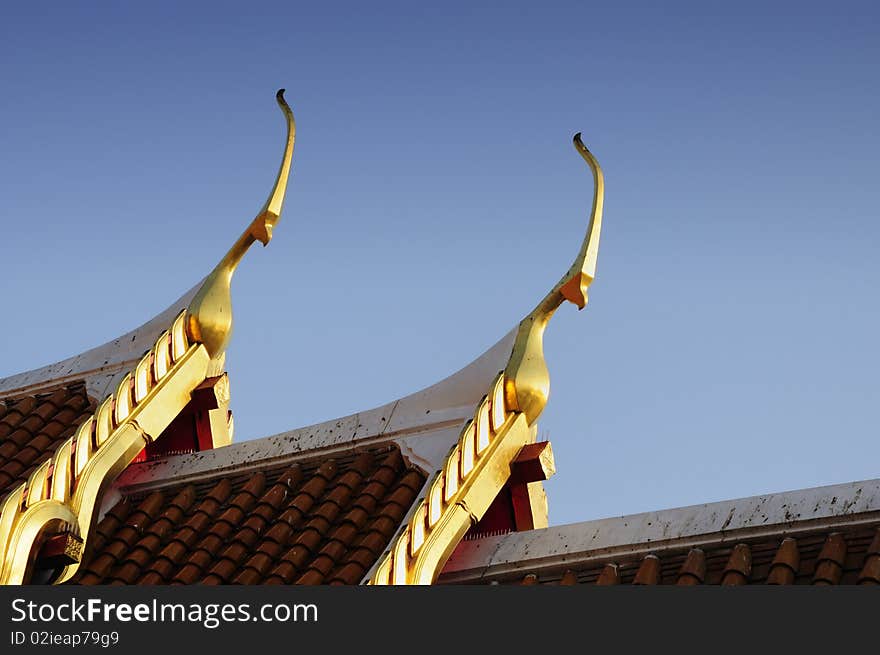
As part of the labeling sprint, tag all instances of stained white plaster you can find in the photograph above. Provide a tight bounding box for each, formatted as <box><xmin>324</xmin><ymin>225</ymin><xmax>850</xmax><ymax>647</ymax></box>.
<box><xmin>441</xmin><ymin>477</ymin><xmax>880</xmax><ymax>582</ymax></box>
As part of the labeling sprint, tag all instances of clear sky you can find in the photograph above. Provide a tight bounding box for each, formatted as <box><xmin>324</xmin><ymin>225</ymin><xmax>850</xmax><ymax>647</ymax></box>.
<box><xmin>1</xmin><ymin>2</ymin><xmax>878</xmax><ymax>526</ymax></box>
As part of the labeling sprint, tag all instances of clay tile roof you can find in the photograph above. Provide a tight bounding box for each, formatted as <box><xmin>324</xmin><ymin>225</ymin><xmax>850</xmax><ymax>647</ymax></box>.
<box><xmin>0</xmin><ymin>382</ymin><xmax>94</xmax><ymax>496</ymax></box>
<box><xmin>71</xmin><ymin>444</ymin><xmax>425</xmax><ymax>585</ymax></box>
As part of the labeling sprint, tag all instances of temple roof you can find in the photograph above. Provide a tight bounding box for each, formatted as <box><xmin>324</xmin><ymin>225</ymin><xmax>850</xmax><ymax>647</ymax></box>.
<box><xmin>9</xmin><ymin>90</ymin><xmax>872</xmax><ymax>587</ymax></box>
<box><xmin>0</xmin><ymin>91</ymin><xmax>614</xmax><ymax>585</ymax></box>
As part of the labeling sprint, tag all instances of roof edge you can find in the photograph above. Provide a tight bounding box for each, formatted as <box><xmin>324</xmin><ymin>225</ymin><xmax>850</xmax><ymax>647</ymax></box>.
<box><xmin>440</xmin><ymin>477</ymin><xmax>880</xmax><ymax>582</ymax></box>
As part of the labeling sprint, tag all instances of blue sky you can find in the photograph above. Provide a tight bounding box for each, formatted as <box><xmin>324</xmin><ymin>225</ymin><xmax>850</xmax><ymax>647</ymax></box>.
<box><xmin>1</xmin><ymin>2</ymin><xmax>878</xmax><ymax>525</ymax></box>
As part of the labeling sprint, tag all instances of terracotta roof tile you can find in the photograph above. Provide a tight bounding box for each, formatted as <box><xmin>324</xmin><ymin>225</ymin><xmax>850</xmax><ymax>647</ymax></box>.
<box><xmin>336</xmin><ymin>470</ymin><xmax>367</xmax><ymax>491</ymax></box>
<box><xmin>377</xmin><ymin>497</ymin><xmax>411</xmax><ymax>524</ymax></box>
<box><xmin>676</xmin><ymin>548</ymin><xmax>706</xmax><ymax>585</ymax></box>
<box><xmin>203</xmin><ymin>558</ymin><xmax>238</xmax><ymax>584</ymax></box>
<box><xmin>356</xmin><ymin>531</ymin><xmax>390</xmax><ymax>556</ymax></box>
<box><xmin>324</xmin><ymin>485</ymin><xmax>354</xmax><ymax>509</ymax></box>
<box><xmin>398</xmin><ymin>470</ymin><xmax>426</xmax><ymax>492</ymax></box>
<box><xmin>767</xmin><ymin>538</ymin><xmax>800</xmax><ymax>585</ymax></box>
<box><xmin>295</xmin><ymin>569</ymin><xmax>325</xmax><ymax>585</ymax></box>
<box><xmin>346</xmin><ymin>546</ymin><xmax>381</xmax><ymax>571</ymax></box>
<box><xmin>328</xmin><ymin>561</ymin><xmax>366</xmax><ymax>585</ymax></box>
<box><xmin>310</xmin><ymin>502</ymin><xmax>342</xmax><ymax>527</ymax></box>
<box><xmin>342</xmin><ymin>506</ymin><xmax>372</xmax><ymax>528</ymax></box>
<box><xmin>0</xmin><ymin>383</ymin><xmax>94</xmax><ymax>496</ymax></box>
<box><xmin>172</xmin><ymin>562</ymin><xmax>204</xmax><ymax>585</ymax></box>
<box><xmin>139</xmin><ymin>542</ymin><xmax>186</xmax><ymax>582</ymax></box>
<box><xmin>234</xmin><ymin>554</ymin><xmax>275</xmax><ymax>583</ymax></box>
<box><xmin>327</xmin><ymin>522</ymin><xmax>360</xmax><ymax>546</ymax></box>
<box><xmin>264</xmin><ymin>521</ymin><xmax>296</xmax><ymax>544</ymax></box>
<box><xmin>595</xmin><ymin>563</ymin><xmax>620</xmax><ymax>585</ymax></box>
<box><xmin>858</xmin><ymin>555</ymin><xmax>880</xmax><ymax>584</ymax></box>
<box><xmin>290</xmin><ymin>529</ymin><xmax>323</xmax><ymax>559</ymax></box>
<box><xmin>299</xmin><ymin>475</ymin><xmax>331</xmax><ymax>501</ymax></box>
<box><xmin>365</xmin><ymin>514</ymin><xmax>397</xmax><ymax>536</ymax></box>
<box><xmin>73</xmin><ymin>444</ymin><xmax>423</xmax><ymax>585</ymax></box>
<box><xmin>360</xmin><ymin>480</ymin><xmax>389</xmax><ymax>502</ymax></box>
<box><xmin>387</xmin><ymin>485</ymin><xmax>419</xmax><ymax>508</ymax></box>
<box><xmin>232</xmin><ymin>567</ymin><xmax>263</xmax><ymax>585</ymax></box>
<box><xmin>813</xmin><ymin>533</ymin><xmax>847</xmax><ymax>585</ymax></box>
<box><xmin>92</xmin><ymin>500</ymin><xmax>132</xmax><ymax>553</ymax></box>
<box><xmin>369</xmin><ymin>468</ymin><xmax>400</xmax><ymax>492</ymax></box>
<box><xmin>559</xmin><ymin>570</ymin><xmax>578</xmax><ymax>585</ymax></box>
<box><xmin>315</xmin><ymin>539</ymin><xmax>349</xmax><ymax>565</ymax></box>
<box><xmin>306</xmin><ymin>554</ymin><xmax>337</xmax><ymax>577</ymax></box>
<box><xmin>102</xmin><ymin>540</ymin><xmax>132</xmax><ymax>562</ymax></box>
<box><xmin>206</xmin><ymin>478</ymin><xmax>234</xmax><ymax>504</ymax></box>
<box><xmin>633</xmin><ymin>555</ymin><xmax>661</xmax><ymax>585</ymax></box>
<box><xmin>857</xmin><ymin>529</ymin><xmax>880</xmax><ymax>584</ymax></box>
<box><xmin>138</xmin><ymin>571</ymin><xmax>166</xmax><ymax>585</ymax></box>
<box><xmin>264</xmin><ymin>558</ymin><xmax>301</xmax><ymax>585</ymax></box>
<box><xmin>156</xmin><ymin>539</ymin><xmax>191</xmax><ymax>566</ymax></box>
<box><xmin>721</xmin><ymin>544</ymin><xmax>752</xmax><ymax>585</ymax></box>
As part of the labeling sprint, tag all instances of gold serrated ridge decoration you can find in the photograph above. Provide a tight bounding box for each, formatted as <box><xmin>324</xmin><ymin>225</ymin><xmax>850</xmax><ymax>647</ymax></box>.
<box><xmin>134</xmin><ymin>355</ymin><xmax>151</xmax><ymax>403</ymax></box>
<box><xmin>0</xmin><ymin>310</ymin><xmax>211</xmax><ymax>585</ymax></box>
<box><xmin>171</xmin><ymin>311</ymin><xmax>188</xmax><ymax>360</ymax></box>
<box><xmin>153</xmin><ymin>331</ymin><xmax>171</xmax><ymax>381</ymax></box>
<box><xmin>93</xmin><ymin>397</ymin><xmax>113</xmax><ymax>448</ymax></box>
<box><xmin>50</xmin><ymin>439</ymin><xmax>73</xmax><ymax>502</ymax></box>
<box><xmin>25</xmin><ymin>462</ymin><xmax>50</xmax><ymax>508</ymax></box>
<box><xmin>113</xmin><ymin>374</ymin><xmax>133</xmax><ymax>424</ymax></box>
<box><xmin>185</xmin><ymin>89</ymin><xmax>296</xmax><ymax>362</ymax></box>
<box><xmin>73</xmin><ymin>419</ymin><xmax>93</xmax><ymax>477</ymax></box>
<box><xmin>368</xmin><ymin>371</ymin><xmax>533</xmax><ymax>585</ymax></box>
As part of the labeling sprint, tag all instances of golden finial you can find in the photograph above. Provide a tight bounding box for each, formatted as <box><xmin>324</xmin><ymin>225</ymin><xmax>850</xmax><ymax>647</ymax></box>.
<box><xmin>186</xmin><ymin>89</ymin><xmax>296</xmax><ymax>360</ymax></box>
<box><xmin>503</xmin><ymin>133</ymin><xmax>604</xmax><ymax>424</ymax></box>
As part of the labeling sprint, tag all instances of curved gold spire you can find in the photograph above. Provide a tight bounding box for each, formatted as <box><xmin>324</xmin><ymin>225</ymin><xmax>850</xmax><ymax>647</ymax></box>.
<box><xmin>503</xmin><ymin>133</ymin><xmax>604</xmax><ymax>424</ymax></box>
<box><xmin>186</xmin><ymin>89</ymin><xmax>296</xmax><ymax>359</ymax></box>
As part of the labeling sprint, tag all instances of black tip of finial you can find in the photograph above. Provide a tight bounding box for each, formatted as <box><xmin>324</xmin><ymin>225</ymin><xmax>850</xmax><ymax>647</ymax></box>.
<box><xmin>276</xmin><ymin>88</ymin><xmax>286</xmax><ymax>100</ymax></box>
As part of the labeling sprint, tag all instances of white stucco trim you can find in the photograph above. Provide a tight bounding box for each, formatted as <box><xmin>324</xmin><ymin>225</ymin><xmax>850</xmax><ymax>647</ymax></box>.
<box><xmin>440</xmin><ymin>478</ymin><xmax>880</xmax><ymax>582</ymax></box>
